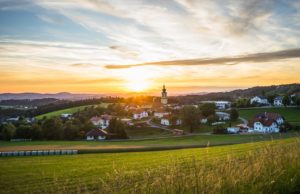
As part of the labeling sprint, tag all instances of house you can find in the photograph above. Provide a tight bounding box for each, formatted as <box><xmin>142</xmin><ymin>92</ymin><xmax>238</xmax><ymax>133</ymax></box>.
<box><xmin>248</xmin><ymin>118</ymin><xmax>279</xmax><ymax>133</ymax></box>
<box><xmin>61</xmin><ymin>113</ymin><xmax>72</xmax><ymax>119</ymax></box>
<box><xmin>250</xmin><ymin>96</ymin><xmax>269</xmax><ymax>105</ymax></box>
<box><xmin>215</xmin><ymin>101</ymin><xmax>231</xmax><ymax>109</ymax></box>
<box><xmin>161</xmin><ymin>115</ymin><xmax>182</xmax><ymax>126</ymax></box>
<box><xmin>273</xmin><ymin>96</ymin><xmax>283</xmax><ymax>106</ymax></box>
<box><xmin>248</xmin><ymin>112</ymin><xmax>284</xmax><ymax>133</ymax></box>
<box><xmin>90</xmin><ymin>114</ymin><xmax>113</xmax><ymax>129</ymax></box>
<box><xmin>255</xmin><ymin>112</ymin><xmax>284</xmax><ymax>125</ymax></box>
<box><xmin>133</xmin><ymin>109</ymin><xmax>148</xmax><ymax>119</ymax></box>
<box><xmin>216</xmin><ymin>112</ymin><xmax>230</xmax><ymax>121</ymax></box>
<box><xmin>86</xmin><ymin>129</ymin><xmax>108</xmax><ymax>140</ymax></box>
<box><xmin>153</xmin><ymin>108</ymin><xmax>169</xmax><ymax>118</ymax></box>
<box><xmin>200</xmin><ymin>118</ymin><xmax>208</xmax><ymax>124</ymax></box>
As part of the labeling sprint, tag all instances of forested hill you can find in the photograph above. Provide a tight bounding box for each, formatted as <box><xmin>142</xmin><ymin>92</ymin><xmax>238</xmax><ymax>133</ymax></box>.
<box><xmin>173</xmin><ymin>83</ymin><xmax>300</xmax><ymax>103</ymax></box>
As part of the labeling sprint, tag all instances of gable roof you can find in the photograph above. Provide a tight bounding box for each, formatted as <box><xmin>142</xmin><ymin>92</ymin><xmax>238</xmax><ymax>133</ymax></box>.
<box><xmin>248</xmin><ymin>118</ymin><xmax>277</xmax><ymax>128</ymax></box>
<box><xmin>86</xmin><ymin>129</ymin><xmax>107</xmax><ymax>136</ymax></box>
<box><xmin>255</xmin><ymin>112</ymin><xmax>283</xmax><ymax>120</ymax></box>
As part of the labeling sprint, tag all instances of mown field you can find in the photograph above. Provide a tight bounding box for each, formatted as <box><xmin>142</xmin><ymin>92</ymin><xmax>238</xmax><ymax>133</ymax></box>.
<box><xmin>238</xmin><ymin>107</ymin><xmax>300</xmax><ymax>126</ymax></box>
<box><xmin>35</xmin><ymin>103</ymin><xmax>110</xmax><ymax>119</ymax></box>
<box><xmin>0</xmin><ymin>133</ymin><xmax>297</xmax><ymax>152</ymax></box>
<box><xmin>0</xmin><ymin>137</ymin><xmax>299</xmax><ymax>193</ymax></box>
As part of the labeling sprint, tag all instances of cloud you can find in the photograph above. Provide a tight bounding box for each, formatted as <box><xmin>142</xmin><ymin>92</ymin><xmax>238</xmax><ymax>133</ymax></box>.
<box><xmin>69</xmin><ymin>63</ymin><xmax>98</xmax><ymax>68</ymax></box>
<box><xmin>105</xmin><ymin>48</ymin><xmax>300</xmax><ymax>69</ymax></box>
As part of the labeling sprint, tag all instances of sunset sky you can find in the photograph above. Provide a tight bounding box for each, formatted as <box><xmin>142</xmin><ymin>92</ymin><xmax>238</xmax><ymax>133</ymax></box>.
<box><xmin>1</xmin><ymin>0</ymin><xmax>300</xmax><ymax>95</ymax></box>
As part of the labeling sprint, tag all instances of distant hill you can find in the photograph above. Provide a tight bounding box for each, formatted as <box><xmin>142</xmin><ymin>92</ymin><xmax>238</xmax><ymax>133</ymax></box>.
<box><xmin>173</xmin><ymin>83</ymin><xmax>300</xmax><ymax>103</ymax></box>
<box><xmin>0</xmin><ymin>92</ymin><xmax>103</xmax><ymax>101</ymax></box>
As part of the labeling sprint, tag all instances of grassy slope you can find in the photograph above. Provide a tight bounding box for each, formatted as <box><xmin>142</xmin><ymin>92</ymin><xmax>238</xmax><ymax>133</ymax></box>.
<box><xmin>0</xmin><ymin>138</ymin><xmax>299</xmax><ymax>193</ymax></box>
<box><xmin>0</xmin><ymin>133</ymin><xmax>297</xmax><ymax>152</ymax></box>
<box><xmin>238</xmin><ymin>107</ymin><xmax>300</xmax><ymax>125</ymax></box>
<box><xmin>35</xmin><ymin>103</ymin><xmax>110</xmax><ymax>119</ymax></box>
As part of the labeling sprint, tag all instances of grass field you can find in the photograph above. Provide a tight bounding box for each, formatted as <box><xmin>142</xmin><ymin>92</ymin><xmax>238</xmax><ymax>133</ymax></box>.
<box><xmin>0</xmin><ymin>133</ymin><xmax>298</xmax><ymax>152</ymax></box>
<box><xmin>125</xmin><ymin>126</ymin><xmax>172</xmax><ymax>138</ymax></box>
<box><xmin>238</xmin><ymin>107</ymin><xmax>300</xmax><ymax>125</ymax></box>
<box><xmin>35</xmin><ymin>103</ymin><xmax>110</xmax><ymax>119</ymax></box>
<box><xmin>0</xmin><ymin>137</ymin><xmax>299</xmax><ymax>193</ymax></box>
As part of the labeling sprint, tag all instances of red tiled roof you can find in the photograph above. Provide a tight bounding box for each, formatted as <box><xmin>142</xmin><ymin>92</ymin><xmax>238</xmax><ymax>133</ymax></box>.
<box><xmin>248</xmin><ymin>118</ymin><xmax>276</xmax><ymax>128</ymax></box>
<box><xmin>133</xmin><ymin>109</ymin><xmax>146</xmax><ymax>114</ymax></box>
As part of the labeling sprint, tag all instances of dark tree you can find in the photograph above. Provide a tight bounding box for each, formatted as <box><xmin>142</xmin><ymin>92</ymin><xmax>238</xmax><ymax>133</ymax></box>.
<box><xmin>1</xmin><ymin>123</ymin><xmax>16</xmax><ymax>140</ymax></box>
<box><xmin>182</xmin><ymin>106</ymin><xmax>199</xmax><ymax>133</ymax></box>
<box><xmin>15</xmin><ymin>125</ymin><xmax>32</xmax><ymax>139</ymax></box>
<box><xmin>282</xmin><ymin>95</ymin><xmax>290</xmax><ymax>106</ymax></box>
<box><xmin>42</xmin><ymin>117</ymin><xmax>64</xmax><ymax>140</ymax></box>
<box><xmin>106</xmin><ymin>118</ymin><xmax>128</xmax><ymax>139</ymax></box>
<box><xmin>230</xmin><ymin>109</ymin><xmax>239</xmax><ymax>121</ymax></box>
<box><xmin>63</xmin><ymin>121</ymin><xmax>80</xmax><ymax>140</ymax></box>
<box><xmin>200</xmin><ymin>103</ymin><xmax>216</xmax><ymax>117</ymax></box>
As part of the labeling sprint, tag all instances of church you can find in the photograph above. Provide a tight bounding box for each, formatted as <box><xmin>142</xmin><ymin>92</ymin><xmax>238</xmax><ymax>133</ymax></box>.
<box><xmin>161</xmin><ymin>84</ymin><xmax>168</xmax><ymax>105</ymax></box>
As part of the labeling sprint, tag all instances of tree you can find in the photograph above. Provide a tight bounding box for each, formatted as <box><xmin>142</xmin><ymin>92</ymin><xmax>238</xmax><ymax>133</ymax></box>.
<box><xmin>106</xmin><ymin>118</ymin><xmax>128</xmax><ymax>139</ymax></box>
<box><xmin>213</xmin><ymin>125</ymin><xmax>227</xmax><ymax>134</ymax></box>
<box><xmin>31</xmin><ymin>124</ymin><xmax>42</xmax><ymax>140</ymax></box>
<box><xmin>63</xmin><ymin>121</ymin><xmax>80</xmax><ymax>140</ymax></box>
<box><xmin>42</xmin><ymin>117</ymin><xmax>64</xmax><ymax>140</ymax></box>
<box><xmin>200</xmin><ymin>103</ymin><xmax>216</xmax><ymax>117</ymax></box>
<box><xmin>230</xmin><ymin>109</ymin><xmax>239</xmax><ymax>121</ymax></box>
<box><xmin>282</xmin><ymin>95</ymin><xmax>290</xmax><ymax>106</ymax></box>
<box><xmin>267</xmin><ymin>95</ymin><xmax>275</xmax><ymax>105</ymax></box>
<box><xmin>182</xmin><ymin>106</ymin><xmax>199</xmax><ymax>133</ymax></box>
<box><xmin>2</xmin><ymin>123</ymin><xmax>16</xmax><ymax>140</ymax></box>
<box><xmin>207</xmin><ymin>115</ymin><xmax>217</xmax><ymax>125</ymax></box>
<box><xmin>15</xmin><ymin>125</ymin><xmax>32</xmax><ymax>139</ymax></box>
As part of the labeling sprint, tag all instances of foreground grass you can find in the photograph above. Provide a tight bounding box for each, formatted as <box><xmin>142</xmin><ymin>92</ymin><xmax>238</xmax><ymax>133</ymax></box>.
<box><xmin>0</xmin><ymin>133</ymin><xmax>298</xmax><ymax>152</ymax></box>
<box><xmin>35</xmin><ymin>103</ymin><xmax>110</xmax><ymax>119</ymax></box>
<box><xmin>0</xmin><ymin>137</ymin><xmax>299</xmax><ymax>193</ymax></box>
<box><xmin>238</xmin><ymin>107</ymin><xmax>300</xmax><ymax>125</ymax></box>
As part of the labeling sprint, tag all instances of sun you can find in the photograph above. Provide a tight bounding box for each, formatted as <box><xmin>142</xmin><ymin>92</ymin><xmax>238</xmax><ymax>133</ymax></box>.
<box><xmin>120</xmin><ymin>68</ymin><xmax>154</xmax><ymax>92</ymax></box>
<box><xmin>127</xmin><ymin>82</ymin><xmax>149</xmax><ymax>92</ymax></box>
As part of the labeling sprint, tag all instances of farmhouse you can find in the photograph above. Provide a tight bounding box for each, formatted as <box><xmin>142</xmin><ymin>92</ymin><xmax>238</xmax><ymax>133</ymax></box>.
<box><xmin>274</xmin><ymin>96</ymin><xmax>283</xmax><ymax>106</ymax></box>
<box><xmin>200</xmin><ymin>101</ymin><xmax>231</xmax><ymax>109</ymax></box>
<box><xmin>250</xmin><ymin>96</ymin><xmax>269</xmax><ymax>105</ymax></box>
<box><xmin>216</xmin><ymin>112</ymin><xmax>230</xmax><ymax>121</ymax></box>
<box><xmin>132</xmin><ymin>109</ymin><xmax>148</xmax><ymax>119</ymax></box>
<box><xmin>90</xmin><ymin>114</ymin><xmax>113</xmax><ymax>129</ymax></box>
<box><xmin>248</xmin><ymin>112</ymin><xmax>283</xmax><ymax>133</ymax></box>
<box><xmin>86</xmin><ymin>129</ymin><xmax>108</xmax><ymax>140</ymax></box>
<box><xmin>160</xmin><ymin>115</ymin><xmax>182</xmax><ymax>126</ymax></box>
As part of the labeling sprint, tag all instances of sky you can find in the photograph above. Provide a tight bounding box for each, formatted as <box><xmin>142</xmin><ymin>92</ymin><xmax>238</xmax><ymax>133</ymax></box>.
<box><xmin>0</xmin><ymin>0</ymin><xmax>300</xmax><ymax>95</ymax></box>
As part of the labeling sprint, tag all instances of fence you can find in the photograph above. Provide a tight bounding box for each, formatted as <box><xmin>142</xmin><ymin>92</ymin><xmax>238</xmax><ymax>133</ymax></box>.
<box><xmin>0</xmin><ymin>150</ymin><xmax>78</xmax><ymax>157</ymax></box>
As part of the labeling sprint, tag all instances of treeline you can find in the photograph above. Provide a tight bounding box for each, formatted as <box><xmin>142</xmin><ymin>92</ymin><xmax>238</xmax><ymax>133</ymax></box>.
<box><xmin>0</xmin><ymin>105</ymin><xmax>128</xmax><ymax>141</ymax></box>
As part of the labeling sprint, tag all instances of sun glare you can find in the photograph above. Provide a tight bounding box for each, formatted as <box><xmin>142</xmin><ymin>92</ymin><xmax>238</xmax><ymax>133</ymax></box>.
<box><xmin>120</xmin><ymin>68</ymin><xmax>155</xmax><ymax>92</ymax></box>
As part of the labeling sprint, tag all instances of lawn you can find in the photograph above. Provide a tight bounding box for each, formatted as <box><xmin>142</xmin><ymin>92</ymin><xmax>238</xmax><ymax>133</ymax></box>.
<box><xmin>0</xmin><ymin>133</ymin><xmax>298</xmax><ymax>152</ymax></box>
<box><xmin>125</xmin><ymin>126</ymin><xmax>172</xmax><ymax>138</ymax></box>
<box><xmin>0</xmin><ymin>137</ymin><xmax>299</xmax><ymax>193</ymax></box>
<box><xmin>35</xmin><ymin>103</ymin><xmax>110</xmax><ymax>119</ymax></box>
<box><xmin>238</xmin><ymin>107</ymin><xmax>300</xmax><ymax>125</ymax></box>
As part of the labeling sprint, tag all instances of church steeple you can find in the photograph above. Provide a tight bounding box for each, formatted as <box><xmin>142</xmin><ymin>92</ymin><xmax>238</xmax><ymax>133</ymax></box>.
<box><xmin>161</xmin><ymin>84</ymin><xmax>168</xmax><ymax>105</ymax></box>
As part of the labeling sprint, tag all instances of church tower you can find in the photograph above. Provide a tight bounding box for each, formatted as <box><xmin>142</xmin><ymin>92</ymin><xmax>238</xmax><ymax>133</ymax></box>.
<box><xmin>161</xmin><ymin>84</ymin><xmax>168</xmax><ymax>105</ymax></box>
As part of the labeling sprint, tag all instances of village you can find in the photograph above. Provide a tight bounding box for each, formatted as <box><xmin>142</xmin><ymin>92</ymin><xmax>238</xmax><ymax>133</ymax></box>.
<box><xmin>84</xmin><ymin>85</ymin><xmax>295</xmax><ymax>140</ymax></box>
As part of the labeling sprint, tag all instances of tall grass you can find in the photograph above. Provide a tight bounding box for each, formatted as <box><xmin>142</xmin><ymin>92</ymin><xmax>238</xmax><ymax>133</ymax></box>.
<box><xmin>94</xmin><ymin>139</ymin><xmax>300</xmax><ymax>194</ymax></box>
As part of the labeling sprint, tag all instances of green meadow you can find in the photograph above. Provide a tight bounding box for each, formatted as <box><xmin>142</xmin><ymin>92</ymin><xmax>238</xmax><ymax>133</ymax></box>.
<box><xmin>0</xmin><ymin>137</ymin><xmax>299</xmax><ymax>193</ymax></box>
<box><xmin>0</xmin><ymin>133</ymin><xmax>297</xmax><ymax>152</ymax></box>
<box><xmin>35</xmin><ymin>103</ymin><xmax>110</xmax><ymax>119</ymax></box>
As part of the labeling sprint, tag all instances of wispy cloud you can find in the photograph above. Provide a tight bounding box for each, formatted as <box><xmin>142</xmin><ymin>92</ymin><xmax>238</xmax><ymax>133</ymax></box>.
<box><xmin>105</xmin><ymin>48</ymin><xmax>300</xmax><ymax>69</ymax></box>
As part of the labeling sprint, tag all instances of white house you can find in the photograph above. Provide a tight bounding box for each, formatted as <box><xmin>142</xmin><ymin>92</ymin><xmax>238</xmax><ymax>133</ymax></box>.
<box><xmin>161</xmin><ymin>116</ymin><xmax>182</xmax><ymax>126</ymax></box>
<box><xmin>248</xmin><ymin>112</ymin><xmax>284</xmax><ymax>133</ymax></box>
<box><xmin>216</xmin><ymin>112</ymin><xmax>230</xmax><ymax>121</ymax></box>
<box><xmin>133</xmin><ymin>109</ymin><xmax>148</xmax><ymax>119</ymax></box>
<box><xmin>273</xmin><ymin>96</ymin><xmax>283</xmax><ymax>106</ymax></box>
<box><xmin>250</xmin><ymin>96</ymin><xmax>269</xmax><ymax>105</ymax></box>
<box><xmin>86</xmin><ymin>129</ymin><xmax>108</xmax><ymax>140</ymax></box>
<box><xmin>250</xmin><ymin>119</ymin><xmax>279</xmax><ymax>133</ymax></box>
<box><xmin>90</xmin><ymin>114</ymin><xmax>113</xmax><ymax>129</ymax></box>
<box><xmin>61</xmin><ymin>113</ymin><xmax>72</xmax><ymax>119</ymax></box>
<box><xmin>215</xmin><ymin>101</ymin><xmax>231</xmax><ymax>109</ymax></box>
